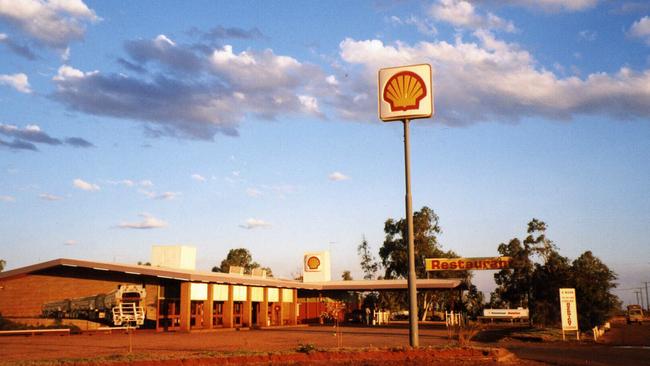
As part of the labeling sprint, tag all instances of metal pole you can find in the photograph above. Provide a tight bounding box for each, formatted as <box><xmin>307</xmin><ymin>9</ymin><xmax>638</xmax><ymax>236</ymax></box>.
<box><xmin>644</xmin><ymin>282</ymin><xmax>649</xmax><ymax>312</ymax></box>
<box><xmin>635</xmin><ymin>291</ymin><xmax>640</xmax><ymax>305</ymax></box>
<box><xmin>639</xmin><ymin>288</ymin><xmax>646</xmax><ymax>310</ymax></box>
<box><xmin>403</xmin><ymin>118</ymin><xmax>419</xmax><ymax>348</ymax></box>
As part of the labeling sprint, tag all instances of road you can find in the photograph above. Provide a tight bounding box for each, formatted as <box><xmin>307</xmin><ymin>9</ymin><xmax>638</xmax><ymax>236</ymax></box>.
<box><xmin>502</xmin><ymin>320</ymin><xmax>650</xmax><ymax>366</ymax></box>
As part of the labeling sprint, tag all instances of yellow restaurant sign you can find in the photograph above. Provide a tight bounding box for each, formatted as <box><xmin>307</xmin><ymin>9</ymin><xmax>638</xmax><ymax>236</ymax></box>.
<box><xmin>425</xmin><ymin>257</ymin><xmax>512</xmax><ymax>271</ymax></box>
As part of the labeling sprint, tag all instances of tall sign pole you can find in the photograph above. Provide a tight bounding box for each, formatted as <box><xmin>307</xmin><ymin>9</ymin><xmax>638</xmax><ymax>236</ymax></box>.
<box><xmin>378</xmin><ymin>64</ymin><xmax>434</xmax><ymax>348</ymax></box>
<box><xmin>403</xmin><ymin>118</ymin><xmax>418</xmax><ymax>347</ymax></box>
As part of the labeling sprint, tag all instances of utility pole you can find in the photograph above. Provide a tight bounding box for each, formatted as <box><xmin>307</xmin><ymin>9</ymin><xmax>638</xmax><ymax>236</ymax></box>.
<box><xmin>637</xmin><ymin>288</ymin><xmax>645</xmax><ymax>309</ymax></box>
<box><xmin>644</xmin><ymin>282</ymin><xmax>649</xmax><ymax>312</ymax></box>
<box><xmin>634</xmin><ymin>290</ymin><xmax>641</xmax><ymax>306</ymax></box>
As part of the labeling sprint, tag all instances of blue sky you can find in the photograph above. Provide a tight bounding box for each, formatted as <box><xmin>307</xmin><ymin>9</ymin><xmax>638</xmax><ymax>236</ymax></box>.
<box><xmin>1</xmin><ymin>0</ymin><xmax>649</xmax><ymax>304</ymax></box>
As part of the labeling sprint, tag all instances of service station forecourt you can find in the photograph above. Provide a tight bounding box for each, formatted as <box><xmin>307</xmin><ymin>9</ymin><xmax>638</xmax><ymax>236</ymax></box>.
<box><xmin>378</xmin><ymin>64</ymin><xmax>433</xmax><ymax>348</ymax></box>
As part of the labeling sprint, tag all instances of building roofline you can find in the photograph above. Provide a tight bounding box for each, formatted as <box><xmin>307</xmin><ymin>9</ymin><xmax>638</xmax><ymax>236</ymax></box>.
<box><xmin>0</xmin><ymin>258</ymin><xmax>463</xmax><ymax>291</ymax></box>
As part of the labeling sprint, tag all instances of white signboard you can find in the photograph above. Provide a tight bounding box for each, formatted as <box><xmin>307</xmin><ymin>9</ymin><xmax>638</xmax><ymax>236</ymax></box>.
<box><xmin>378</xmin><ymin>64</ymin><xmax>433</xmax><ymax>121</ymax></box>
<box><xmin>559</xmin><ymin>288</ymin><xmax>579</xmax><ymax>331</ymax></box>
<box><xmin>483</xmin><ymin>308</ymin><xmax>529</xmax><ymax>319</ymax></box>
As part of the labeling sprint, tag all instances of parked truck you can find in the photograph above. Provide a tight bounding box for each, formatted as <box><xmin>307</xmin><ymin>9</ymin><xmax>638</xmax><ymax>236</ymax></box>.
<box><xmin>626</xmin><ymin>304</ymin><xmax>643</xmax><ymax>324</ymax></box>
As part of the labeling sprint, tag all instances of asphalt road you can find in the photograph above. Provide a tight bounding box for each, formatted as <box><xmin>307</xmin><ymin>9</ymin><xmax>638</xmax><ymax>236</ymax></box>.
<box><xmin>504</xmin><ymin>320</ymin><xmax>650</xmax><ymax>366</ymax></box>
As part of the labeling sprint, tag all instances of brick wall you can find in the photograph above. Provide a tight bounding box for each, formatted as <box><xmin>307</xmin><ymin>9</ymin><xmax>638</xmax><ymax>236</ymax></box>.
<box><xmin>0</xmin><ymin>264</ymin><xmax>169</xmax><ymax>319</ymax></box>
<box><xmin>0</xmin><ymin>273</ymin><xmax>131</xmax><ymax>317</ymax></box>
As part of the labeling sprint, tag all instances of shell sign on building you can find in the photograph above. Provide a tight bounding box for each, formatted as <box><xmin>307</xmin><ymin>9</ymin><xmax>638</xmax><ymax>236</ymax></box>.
<box><xmin>378</xmin><ymin>64</ymin><xmax>434</xmax><ymax>122</ymax></box>
<box><xmin>304</xmin><ymin>254</ymin><xmax>322</xmax><ymax>272</ymax></box>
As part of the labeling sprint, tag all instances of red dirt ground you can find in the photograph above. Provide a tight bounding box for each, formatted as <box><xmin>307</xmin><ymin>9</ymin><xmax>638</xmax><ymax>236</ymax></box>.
<box><xmin>0</xmin><ymin>324</ymin><xmax>546</xmax><ymax>365</ymax></box>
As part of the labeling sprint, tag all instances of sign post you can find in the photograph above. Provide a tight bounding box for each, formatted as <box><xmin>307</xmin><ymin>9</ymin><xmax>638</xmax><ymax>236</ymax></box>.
<box><xmin>378</xmin><ymin>64</ymin><xmax>433</xmax><ymax>348</ymax></box>
<box><xmin>559</xmin><ymin>288</ymin><xmax>579</xmax><ymax>341</ymax></box>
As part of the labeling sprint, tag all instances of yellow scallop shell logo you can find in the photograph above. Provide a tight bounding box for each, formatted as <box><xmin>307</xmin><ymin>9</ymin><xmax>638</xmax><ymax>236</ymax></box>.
<box><xmin>383</xmin><ymin>71</ymin><xmax>427</xmax><ymax>112</ymax></box>
<box><xmin>306</xmin><ymin>256</ymin><xmax>321</xmax><ymax>270</ymax></box>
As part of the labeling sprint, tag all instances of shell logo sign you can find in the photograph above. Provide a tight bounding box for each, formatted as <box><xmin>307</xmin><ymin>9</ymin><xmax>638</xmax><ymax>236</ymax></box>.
<box><xmin>304</xmin><ymin>255</ymin><xmax>322</xmax><ymax>272</ymax></box>
<box><xmin>378</xmin><ymin>64</ymin><xmax>433</xmax><ymax>121</ymax></box>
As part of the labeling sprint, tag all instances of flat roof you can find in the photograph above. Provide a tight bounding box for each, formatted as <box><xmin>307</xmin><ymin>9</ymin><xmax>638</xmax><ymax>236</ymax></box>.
<box><xmin>0</xmin><ymin>258</ymin><xmax>463</xmax><ymax>291</ymax></box>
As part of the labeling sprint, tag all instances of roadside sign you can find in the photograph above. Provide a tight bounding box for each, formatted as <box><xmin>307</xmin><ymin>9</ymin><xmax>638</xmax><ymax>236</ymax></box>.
<box><xmin>425</xmin><ymin>257</ymin><xmax>512</xmax><ymax>271</ymax></box>
<box><xmin>378</xmin><ymin>64</ymin><xmax>433</xmax><ymax>121</ymax></box>
<box><xmin>560</xmin><ymin>288</ymin><xmax>579</xmax><ymax>340</ymax></box>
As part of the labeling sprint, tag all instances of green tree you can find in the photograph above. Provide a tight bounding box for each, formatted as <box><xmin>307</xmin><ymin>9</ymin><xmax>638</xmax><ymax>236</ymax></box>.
<box><xmin>358</xmin><ymin>236</ymin><xmax>379</xmax><ymax>280</ymax></box>
<box><xmin>523</xmin><ymin>218</ymin><xmax>556</xmax><ymax>262</ymax></box>
<box><xmin>493</xmin><ymin>219</ymin><xmax>554</xmax><ymax>313</ymax></box>
<box><xmin>341</xmin><ymin>270</ymin><xmax>353</xmax><ymax>281</ymax></box>
<box><xmin>493</xmin><ymin>238</ymin><xmax>532</xmax><ymax>308</ymax></box>
<box><xmin>0</xmin><ymin>259</ymin><xmax>5</xmax><ymax>272</ymax></box>
<box><xmin>212</xmin><ymin>248</ymin><xmax>273</xmax><ymax>277</ymax></box>
<box><xmin>379</xmin><ymin>206</ymin><xmax>442</xmax><ymax>279</ymax></box>
<box><xmin>571</xmin><ymin>251</ymin><xmax>619</xmax><ymax>330</ymax></box>
<box><xmin>378</xmin><ymin>206</ymin><xmax>468</xmax><ymax>319</ymax></box>
<box><xmin>493</xmin><ymin>220</ymin><xmax>620</xmax><ymax>329</ymax></box>
<box><xmin>530</xmin><ymin>251</ymin><xmax>572</xmax><ymax>326</ymax></box>
<box><xmin>463</xmin><ymin>283</ymin><xmax>485</xmax><ymax>319</ymax></box>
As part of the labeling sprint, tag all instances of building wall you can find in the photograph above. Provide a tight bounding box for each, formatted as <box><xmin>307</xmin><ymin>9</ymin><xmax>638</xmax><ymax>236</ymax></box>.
<box><xmin>0</xmin><ymin>267</ymin><xmax>157</xmax><ymax>318</ymax></box>
<box><xmin>0</xmin><ymin>274</ymin><xmax>128</xmax><ymax>317</ymax></box>
<box><xmin>0</xmin><ymin>266</ymin><xmax>300</xmax><ymax>331</ymax></box>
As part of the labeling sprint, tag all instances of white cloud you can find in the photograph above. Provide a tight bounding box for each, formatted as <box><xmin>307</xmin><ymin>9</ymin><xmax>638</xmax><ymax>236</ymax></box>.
<box><xmin>53</xmin><ymin>64</ymin><xmax>97</xmax><ymax>80</ymax></box>
<box><xmin>326</xmin><ymin>75</ymin><xmax>339</xmax><ymax>85</ymax></box>
<box><xmin>239</xmin><ymin>218</ymin><xmax>271</xmax><ymax>230</ymax></box>
<box><xmin>430</xmin><ymin>0</ymin><xmax>515</xmax><ymax>32</ymax></box>
<box><xmin>335</xmin><ymin>32</ymin><xmax>650</xmax><ymax>125</ymax></box>
<box><xmin>0</xmin><ymin>73</ymin><xmax>32</xmax><ymax>93</ymax></box>
<box><xmin>106</xmin><ymin>179</ymin><xmax>134</xmax><ymax>187</ymax></box>
<box><xmin>156</xmin><ymin>191</ymin><xmax>180</xmax><ymax>200</ymax></box>
<box><xmin>73</xmin><ymin>178</ymin><xmax>99</xmax><ymax>191</ymax></box>
<box><xmin>191</xmin><ymin>174</ymin><xmax>206</xmax><ymax>182</ymax></box>
<box><xmin>52</xmin><ymin>37</ymin><xmax>332</xmax><ymax>140</ymax></box>
<box><xmin>0</xmin><ymin>123</ymin><xmax>65</xmax><ymax>151</ymax></box>
<box><xmin>61</xmin><ymin>47</ymin><xmax>71</xmax><ymax>61</ymax></box>
<box><xmin>298</xmin><ymin>95</ymin><xmax>321</xmax><ymax>115</ymax></box>
<box><xmin>154</xmin><ymin>34</ymin><xmax>175</xmax><ymax>47</ymax></box>
<box><xmin>579</xmin><ymin>30</ymin><xmax>597</xmax><ymax>42</ymax></box>
<box><xmin>389</xmin><ymin>15</ymin><xmax>437</xmax><ymax>36</ymax></box>
<box><xmin>0</xmin><ymin>195</ymin><xmax>15</xmax><ymax>202</ymax></box>
<box><xmin>105</xmin><ymin>179</ymin><xmax>152</xmax><ymax>188</ymax></box>
<box><xmin>142</xmin><ymin>191</ymin><xmax>181</xmax><ymax>200</ymax></box>
<box><xmin>117</xmin><ymin>213</ymin><xmax>167</xmax><ymax>229</ymax></box>
<box><xmin>329</xmin><ymin>171</ymin><xmax>350</xmax><ymax>181</ymax></box>
<box><xmin>630</xmin><ymin>16</ymin><xmax>650</xmax><ymax>45</ymax></box>
<box><xmin>40</xmin><ymin>193</ymin><xmax>64</xmax><ymax>201</ymax></box>
<box><xmin>505</xmin><ymin>0</ymin><xmax>599</xmax><ymax>12</ymax></box>
<box><xmin>0</xmin><ymin>0</ymin><xmax>99</xmax><ymax>48</ymax></box>
<box><xmin>246</xmin><ymin>188</ymin><xmax>262</xmax><ymax>197</ymax></box>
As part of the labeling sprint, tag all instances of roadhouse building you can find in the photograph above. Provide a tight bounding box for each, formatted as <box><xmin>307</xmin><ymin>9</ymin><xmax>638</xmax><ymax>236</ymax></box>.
<box><xmin>0</xmin><ymin>246</ymin><xmax>463</xmax><ymax>332</ymax></box>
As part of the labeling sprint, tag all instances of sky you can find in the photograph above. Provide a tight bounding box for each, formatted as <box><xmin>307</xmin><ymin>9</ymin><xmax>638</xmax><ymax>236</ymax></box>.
<box><xmin>1</xmin><ymin>0</ymin><xmax>649</xmax><ymax>305</ymax></box>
